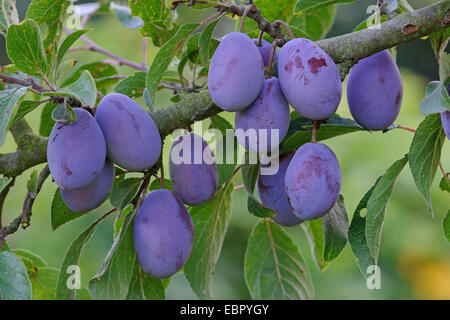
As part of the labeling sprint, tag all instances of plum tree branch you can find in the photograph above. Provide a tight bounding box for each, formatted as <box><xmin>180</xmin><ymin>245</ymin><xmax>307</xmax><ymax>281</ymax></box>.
<box><xmin>64</xmin><ymin>27</ymin><xmax>148</xmax><ymax>72</ymax></box>
<box><xmin>0</xmin><ymin>1</ymin><xmax>448</xmax><ymax>178</ymax></box>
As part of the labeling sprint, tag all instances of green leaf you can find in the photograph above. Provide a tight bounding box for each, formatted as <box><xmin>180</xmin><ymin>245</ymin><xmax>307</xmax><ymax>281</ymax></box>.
<box><xmin>126</xmin><ymin>259</ymin><xmax>165</xmax><ymax>300</ymax></box>
<box><xmin>90</xmin><ymin>212</ymin><xmax>165</xmax><ymax>299</ymax></box>
<box><xmin>51</xmin><ymin>103</ymin><xmax>77</xmax><ymax>124</ymax></box>
<box><xmin>439</xmin><ymin>173</ymin><xmax>450</xmax><ymax>193</ymax></box>
<box><xmin>111</xmin><ymin>2</ymin><xmax>143</xmax><ymax>29</ymax></box>
<box><xmin>12</xmin><ymin>249</ymin><xmax>46</xmax><ymax>268</ymax></box>
<box><xmin>301</xmin><ymin>219</ymin><xmax>329</xmax><ymax>271</ymax></box>
<box><xmin>114</xmin><ymin>72</ymin><xmax>147</xmax><ymax>98</ymax></box>
<box><xmin>110</xmin><ymin>178</ymin><xmax>142</xmax><ymax>210</ymax></box>
<box><xmin>43</xmin><ymin>70</ymin><xmax>97</xmax><ymax>106</ymax></box>
<box><xmin>51</xmin><ymin>188</ymin><xmax>89</xmax><ymax>231</ymax></box>
<box><xmin>409</xmin><ymin>114</ymin><xmax>446</xmax><ymax>215</ymax></box>
<box><xmin>242</xmin><ymin>158</ymin><xmax>275</xmax><ymax>218</ymax></box>
<box><xmin>62</xmin><ymin>62</ymin><xmax>118</xmax><ymax>87</ymax></box>
<box><xmin>0</xmin><ymin>251</ymin><xmax>32</xmax><ymax>300</ymax></box>
<box><xmin>39</xmin><ymin>102</ymin><xmax>57</xmax><ymax>137</ymax></box>
<box><xmin>444</xmin><ymin>210</ymin><xmax>450</xmax><ymax>242</ymax></box>
<box><xmin>0</xmin><ymin>176</ymin><xmax>12</xmax><ymax>193</ymax></box>
<box><xmin>420</xmin><ymin>81</ymin><xmax>450</xmax><ymax>115</ymax></box>
<box><xmin>323</xmin><ymin>194</ymin><xmax>349</xmax><ymax>262</ymax></box>
<box><xmin>282</xmin><ymin>113</ymin><xmax>364</xmax><ymax>152</ymax></box>
<box><xmin>6</xmin><ymin>19</ymin><xmax>47</xmax><ymax>76</ymax></box>
<box><xmin>348</xmin><ymin>179</ymin><xmax>379</xmax><ymax>278</ymax></box>
<box><xmin>148</xmin><ymin>178</ymin><xmax>173</xmax><ymax>192</ymax></box>
<box><xmin>8</xmin><ymin>100</ymin><xmax>44</xmax><ymax>128</ymax></box>
<box><xmin>439</xmin><ymin>52</ymin><xmax>450</xmax><ymax>85</ymax></box>
<box><xmin>0</xmin><ymin>0</ymin><xmax>19</xmax><ymax>37</ymax></box>
<box><xmin>365</xmin><ymin>155</ymin><xmax>408</xmax><ymax>262</ymax></box>
<box><xmin>129</xmin><ymin>0</ymin><xmax>174</xmax><ymax>47</ymax></box>
<box><xmin>430</xmin><ymin>28</ymin><xmax>450</xmax><ymax>62</ymax></box>
<box><xmin>143</xmin><ymin>88</ymin><xmax>153</xmax><ymax>112</ymax></box>
<box><xmin>0</xmin><ymin>87</ymin><xmax>28</xmax><ymax>144</ymax></box>
<box><xmin>184</xmin><ymin>180</ymin><xmax>234</xmax><ymax>299</ymax></box>
<box><xmin>56</xmin><ymin>212</ymin><xmax>109</xmax><ymax>300</ymax></box>
<box><xmin>56</xmin><ymin>29</ymin><xmax>91</xmax><ymax>66</ymax></box>
<box><xmin>245</xmin><ymin>219</ymin><xmax>314</xmax><ymax>300</ymax></box>
<box><xmin>26</xmin><ymin>170</ymin><xmax>38</xmax><ymax>198</ymax></box>
<box><xmin>22</xmin><ymin>259</ymin><xmax>59</xmax><ymax>300</ymax></box>
<box><xmin>253</xmin><ymin>0</ymin><xmax>296</xmax><ymax>22</ymax></box>
<box><xmin>26</xmin><ymin>0</ymin><xmax>71</xmax><ymax>68</ymax></box>
<box><xmin>294</xmin><ymin>0</ymin><xmax>354</xmax><ymax>15</ymax></box>
<box><xmin>353</xmin><ymin>13</ymin><xmax>388</xmax><ymax>32</ymax></box>
<box><xmin>146</xmin><ymin>23</ymin><xmax>198</xmax><ymax>104</ymax></box>
<box><xmin>209</xmin><ymin>115</ymin><xmax>237</xmax><ymax>185</ymax></box>
<box><xmin>290</xmin><ymin>6</ymin><xmax>336</xmax><ymax>41</ymax></box>
<box><xmin>199</xmin><ymin>18</ymin><xmax>220</xmax><ymax>66</ymax></box>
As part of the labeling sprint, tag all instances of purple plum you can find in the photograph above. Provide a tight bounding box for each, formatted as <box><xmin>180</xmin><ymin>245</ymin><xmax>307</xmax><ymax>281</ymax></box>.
<box><xmin>208</xmin><ymin>32</ymin><xmax>264</xmax><ymax>112</ymax></box>
<box><xmin>347</xmin><ymin>50</ymin><xmax>403</xmax><ymax>130</ymax></box>
<box><xmin>169</xmin><ymin>133</ymin><xmax>218</xmax><ymax>206</ymax></box>
<box><xmin>95</xmin><ymin>93</ymin><xmax>162</xmax><ymax>171</ymax></box>
<box><xmin>284</xmin><ymin>143</ymin><xmax>341</xmax><ymax>220</ymax></box>
<box><xmin>133</xmin><ymin>189</ymin><xmax>194</xmax><ymax>279</ymax></box>
<box><xmin>278</xmin><ymin>38</ymin><xmax>342</xmax><ymax>120</ymax></box>
<box><xmin>47</xmin><ymin>108</ymin><xmax>106</xmax><ymax>190</ymax></box>
<box><xmin>257</xmin><ymin>152</ymin><xmax>303</xmax><ymax>226</ymax></box>
<box><xmin>60</xmin><ymin>160</ymin><xmax>115</xmax><ymax>213</ymax></box>
<box><xmin>235</xmin><ymin>77</ymin><xmax>290</xmax><ymax>153</ymax></box>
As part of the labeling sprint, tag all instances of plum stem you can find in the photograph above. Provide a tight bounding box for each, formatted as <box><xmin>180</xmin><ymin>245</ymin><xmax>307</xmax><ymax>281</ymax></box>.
<box><xmin>256</xmin><ymin>30</ymin><xmax>264</xmax><ymax>47</ymax></box>
<box><xmin>273</xmin><ymin>20</ymin><xmax>294</xmax><ymax>40</ymax></box>
<box><xmin>397</xmin><ymin>125</ymin><xmax>416</xmax><ymax>133</ymax></box>
<box><xmin>266</xmin><ymin>39</ymin><xmax>280</xmax><ymax>78</ymax></box>
<box><xmin>160</xmin><ymin>163</ymin><xmax>166</xmax><ymax>189</ymax></box>
<box><xmin>311</xmin><ymin>121</ymin><xmax>319</xmax><ymax>143</ymax></box>
<box><xmin>238</xmin><ymin>4</ymin><xmax>255</xmax><ymax>33</ymax></box>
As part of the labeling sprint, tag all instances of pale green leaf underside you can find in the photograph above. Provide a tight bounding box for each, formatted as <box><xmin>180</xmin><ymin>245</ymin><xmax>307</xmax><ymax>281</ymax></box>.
<box><xmin>245</xmin><ymin>219</ymin><xmax>314</xmax><ymax>300</ymax></box>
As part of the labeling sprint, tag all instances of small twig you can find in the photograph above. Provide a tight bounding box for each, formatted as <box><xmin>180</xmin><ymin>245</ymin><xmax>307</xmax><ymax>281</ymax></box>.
<box><xmin>199</xmin><ymin>11</ymin><xmax>222</xmax><ymax>28</ymax></box>
<box><xmin>233</xmin><ymin>184</ymin><xmax>244</xmax><ymax>191</ymax></box>
<box><xmin>64</xmin><ymin>27</ymin><xmax>148</xmax><ymax>72</ymax></box>
<box><xmin>273</xmin><ymin>20</ymin><xmax>294</xmax><ymax>40</ymax></box>
<box><xmin>142</xmin><ymin>37</ymin><xmax>147</xmax><ymax>66</ymax></box>
<box><xmin>238</xmin><ymin>4</ymin><xmax>255</xmax><ymax>33</ymax></box>
<box><xmin>132</xmin><ymin>173</ymin><xmax>151</xmax><ymax>209</ymax></box>
<box><xmin>375</xmin><ymin>0</ymin><xmax>383</xmax><ymax>25</ymax></box>
<box><xmin>0</xmin><ymin>166</ymin><xmax>50</xmax><ymax>251</ymax></box>
<box><xmin>0</xmin><ymin>73</ymin><xmax>48</xmax><ymax>94</ymax></box>
<box><xmin>397</xmin><ymin>125</ymin><xmax>416</xmax><ymax>133</ymax></box>
<box><xmin>438</xmin><ymin>162</ymin><xmax>450</xmax><ymax>186</ymax></box>
<box><xmin>21</xmin><ymin>165</ymin><xmax>50</xmax><ymax>227</ymax></box>
<box><xmin>0</xmin><ymin>178</ymin><xmax>15</xmax><ymax>229</ymax></box>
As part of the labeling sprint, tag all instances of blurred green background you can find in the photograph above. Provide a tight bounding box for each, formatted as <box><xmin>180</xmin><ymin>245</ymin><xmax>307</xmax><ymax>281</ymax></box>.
<box><xmin>0</xmin><ymin>0</ymin><xmax>449</xmax><ymax>300</ymax></box>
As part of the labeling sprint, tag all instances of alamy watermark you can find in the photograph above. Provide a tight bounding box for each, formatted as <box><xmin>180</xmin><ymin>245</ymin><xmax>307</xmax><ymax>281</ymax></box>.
<box><xmin>366</xmin><ymin>265</ymin><xmax>381</xmax><ymax>290</ymax></box>
<box><xmin>169</xmin><ymin>121</ymin><xmax>281</xmax><ymax>176</ymax></box>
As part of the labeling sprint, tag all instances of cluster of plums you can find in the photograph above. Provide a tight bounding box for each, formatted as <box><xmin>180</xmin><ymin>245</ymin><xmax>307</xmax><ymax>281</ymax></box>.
<box><xmin>47</xmin><ymin>92</ymin><xmax>219</xmax><ymax>278</ymax></box>
<box><xmin>208</xmin><ymin>32</ymin><xmax>405</xmax><ymax>225</ymax></box>
<box><xmin>46</xmin><ymin>29</ymin><xmax>414</xmax><ymax>279</ymax></box>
